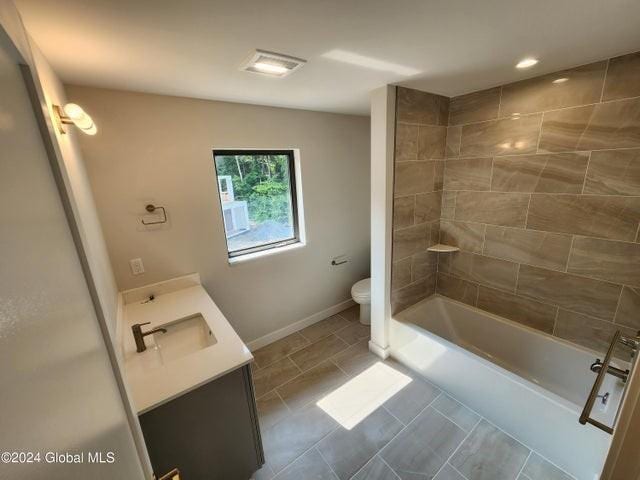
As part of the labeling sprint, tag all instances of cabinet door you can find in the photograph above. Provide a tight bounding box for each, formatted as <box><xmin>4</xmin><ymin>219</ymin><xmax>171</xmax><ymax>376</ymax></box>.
<box><xmin>140</xmin><ymin>366</ymin><xmax>263</xmax><ymax>479</ymax></box>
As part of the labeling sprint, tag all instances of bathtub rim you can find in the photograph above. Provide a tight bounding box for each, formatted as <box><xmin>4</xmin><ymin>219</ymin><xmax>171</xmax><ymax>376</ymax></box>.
<box><xmin>394</xmin><ymin>293</ymin><xmax>628</xmax><ymax>368</ymax></box>
<box><xmin>390</xmin><ymin>294</ymin><xmax>622</xmax><ymax>414</ymax></box>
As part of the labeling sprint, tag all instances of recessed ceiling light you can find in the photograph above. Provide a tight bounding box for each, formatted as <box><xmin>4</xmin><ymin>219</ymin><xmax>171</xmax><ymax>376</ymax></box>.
<box><xmin>516</xmin><ymin>58</ymin><xmax>538</xmax><ymax>69</ymax></box>
<box><xmin>241</xmin><ymin>49</ymin><xmax>306</xmax><ymax>78</ymax></box>
<box><xmin>552</xmin><ymin>77</ymin><xmax>569</xmax><ymax>84</ymax></box>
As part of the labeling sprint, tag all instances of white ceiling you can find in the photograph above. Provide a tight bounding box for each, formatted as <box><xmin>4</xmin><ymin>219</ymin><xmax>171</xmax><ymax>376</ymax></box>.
<box><xmin>16</xmin><ymin>0</ymin><xmax>640</xmax><ymax>115</ymax></box>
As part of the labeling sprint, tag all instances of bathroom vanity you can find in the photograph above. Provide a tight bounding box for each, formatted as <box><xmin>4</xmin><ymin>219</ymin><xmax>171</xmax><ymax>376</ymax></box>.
<box><xmin>120</xmin><ymin>275</ymin><xmax>262</xmax><ymax>479</ymax></box>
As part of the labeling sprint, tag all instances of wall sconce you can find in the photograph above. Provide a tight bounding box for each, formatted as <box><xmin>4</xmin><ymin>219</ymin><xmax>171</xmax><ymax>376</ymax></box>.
<box><xmin>53</xmin><ymin>103</ymin><xmax>97</xmax><ymax>135</ymax></box>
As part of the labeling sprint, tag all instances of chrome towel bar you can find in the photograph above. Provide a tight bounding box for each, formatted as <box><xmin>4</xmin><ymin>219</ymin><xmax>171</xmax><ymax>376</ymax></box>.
<box><xmin>579</xmin><ymin>330</ymin><xmax>639</xmax><ymax>434</ymax></box>
<box><xmin>579</xmin><ymin>330</ymin><xmax>621</xmax><ymax>434</ymax></box>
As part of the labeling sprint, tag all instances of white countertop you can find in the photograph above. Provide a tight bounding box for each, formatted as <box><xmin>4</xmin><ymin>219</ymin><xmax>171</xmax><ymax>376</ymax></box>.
<box><xmin>121</xmin><ymin>281</ymin><xmax>253</xmax><ymax>414</ymax></box>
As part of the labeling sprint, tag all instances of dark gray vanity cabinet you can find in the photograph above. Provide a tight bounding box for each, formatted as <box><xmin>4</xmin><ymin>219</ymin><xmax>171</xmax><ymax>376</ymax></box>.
<box><xmin>139</xmin><ymin>364</ymin><xmax>264</xmax><ymax>479</ymax></box>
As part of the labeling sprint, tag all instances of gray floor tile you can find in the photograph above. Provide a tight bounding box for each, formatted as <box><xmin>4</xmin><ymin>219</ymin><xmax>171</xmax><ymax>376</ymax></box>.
<box><xmin>262</xmin><ymin>403</ymin><xmax>338</xmax><ymax>473</ymax></box>
<box><xmin>383</xmin><ymin>375</ymin><xmax>441</xmax><ymax>425</ymax></box>
<box><xmin>334</xmin><ymin>321</ymin><xmax>370</xmax><ymax>345</ymax></box>
<box><xmin>431</xmin><ymin>394</ymin><xmax>480</xmax><ymax>433</ymax></box>
<box><xmin>450</xmin><ymin>420</ymin><xmax>530</xmax><ymax>480</ymax></box>
<box><xmin>381</xmin><ymin>407</ymin><xmax>466</xmax><ymax>480</ymax></box>
<box><xmin>434</xmin><ymin>464</ymin><xmax>466</xmax><ymax>480</ymax></box>
<box><xmin>253</xmin><ymin>463</ymin><xmax>275</xmax><ymax>480</ymax></box>
<box><xmin>273</xmin><ymin>448</ymin><xmax>339</xmax><ymax>480</ymax></box>
<box><xmin>317</xmin><ymin>407</ymin><xmax>403</xmax><ymax>480</ymax></box>
<box><xmin>256</xmin><ymin>390</ymin><xmax>290</xmax><ymax>431</ymax></box>
<box><xmin>254</xmin><ymin>356</ymin><xmax>301</xmax><ymax>398</ymax></box>
<box><xmin>331</xmin><ymin>338</ymin><xmax>380</xmax><ymax>377</ymax></box>
<box><xmin>277</xmin><ymin>360</ymin><xmax>349</xmax><ymax>412</ymax></box>
<box><xmin>254</xmin><ymin>332</ymin><xmax>310</xmax><ymax>368</ymax></box>
<box><xmin>338</xmin><ymin>305</ymin><xmax>361</xmax><ymax>323</ymax></box>
<box><xmin>290</xmin><ymin>334</ymin><xmax>350</xmax><ymax>372</ymax></box>
<box><xmin>352</xmin><ymin>456</ymin><xmax>400</xmax><ymax>480</ymax></box>
<box><xmin>300</xmin><ymin>315</ymin><xmax>351</xmax><ymax>343</ymax></box>
<box><xmin>521</xmin><ymin>453</ymin><xmax>573</xmax><ymax>480</ymax></box>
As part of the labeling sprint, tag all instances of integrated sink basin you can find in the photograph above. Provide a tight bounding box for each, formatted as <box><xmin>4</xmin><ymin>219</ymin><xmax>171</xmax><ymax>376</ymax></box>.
<box><xmin>153</xmin><ymin>314</ymin><xmax>218</xmax><ymax>363</ymax></box>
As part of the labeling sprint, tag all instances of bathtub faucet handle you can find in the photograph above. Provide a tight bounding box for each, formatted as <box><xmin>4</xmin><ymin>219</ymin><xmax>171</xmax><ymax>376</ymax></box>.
<box><xmin>619</xmin><ymin>334</ymin><xmax>640</xmax><ymax>354</ymax></box>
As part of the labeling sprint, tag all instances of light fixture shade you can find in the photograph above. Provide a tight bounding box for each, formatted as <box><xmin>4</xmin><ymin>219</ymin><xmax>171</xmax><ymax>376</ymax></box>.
<box><xmin>61</xmin><ymin>103</ymin><xmax>97</xmax><ymax>135</ymax></box>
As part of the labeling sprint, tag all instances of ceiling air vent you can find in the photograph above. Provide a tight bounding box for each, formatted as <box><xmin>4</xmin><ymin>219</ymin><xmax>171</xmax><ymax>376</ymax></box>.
<box><xmin>241</xmin><ymin>49</ymin><xmax>306</xmax><ymax>77</ymax></box>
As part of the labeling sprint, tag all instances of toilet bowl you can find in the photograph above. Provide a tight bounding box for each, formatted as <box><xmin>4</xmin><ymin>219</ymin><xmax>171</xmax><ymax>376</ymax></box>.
<box><xmin>351</xmin><ymin>278</ymin><xmax>371</xmax><ymax>325</ymax></box>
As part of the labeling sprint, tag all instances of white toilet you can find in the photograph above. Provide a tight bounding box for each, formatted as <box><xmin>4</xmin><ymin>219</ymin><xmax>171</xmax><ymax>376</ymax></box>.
<box><xmin>351</xmin><ymin>278</ymin><xmax>371</xmax><ymax>325</ymax></box>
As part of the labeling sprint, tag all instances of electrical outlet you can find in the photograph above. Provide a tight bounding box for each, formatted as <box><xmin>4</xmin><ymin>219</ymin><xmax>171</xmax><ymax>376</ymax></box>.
<box><xmin>129</xmin><ymin>258</ymin><xmax>145</xmax><ymax>275</ymax></box>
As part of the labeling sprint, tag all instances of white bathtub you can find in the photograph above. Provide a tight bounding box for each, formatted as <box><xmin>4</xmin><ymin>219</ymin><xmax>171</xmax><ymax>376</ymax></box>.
<box><xmin>389</xmin><ymin>295</ymin><xmax>627</xmax><ymax>480</ymax></box>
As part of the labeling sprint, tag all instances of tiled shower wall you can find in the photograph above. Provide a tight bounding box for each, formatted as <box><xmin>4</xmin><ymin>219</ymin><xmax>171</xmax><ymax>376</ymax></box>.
<box><xmin>392</xmin><ymin>51</ymin><xmax>640</xmax><ymax>356</ymax></box>
<box><xmin>390</xmin><ymin>87</ymin><xmax>449</xmax><ymax>313</ymax></box>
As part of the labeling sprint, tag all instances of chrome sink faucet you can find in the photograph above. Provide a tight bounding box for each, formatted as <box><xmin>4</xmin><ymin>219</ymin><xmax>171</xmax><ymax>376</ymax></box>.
<box><xmin>132</xmin><ymin>322</ymin><xmax>167</xmax><ymax>353</ymax></box>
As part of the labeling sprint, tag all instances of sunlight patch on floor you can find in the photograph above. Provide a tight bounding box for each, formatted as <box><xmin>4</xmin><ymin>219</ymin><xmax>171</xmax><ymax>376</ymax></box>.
<box><xmin>316</xmin><ymin>362</ymin><xmax>412</xmax><ymax>430</ymax></box>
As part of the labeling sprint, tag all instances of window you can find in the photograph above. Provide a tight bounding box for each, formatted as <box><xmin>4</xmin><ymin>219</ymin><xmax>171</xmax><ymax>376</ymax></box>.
<box><xmin>213</xmin><ymin>150</ymin><xmax>301</xmax><ymax>258</ymax></box>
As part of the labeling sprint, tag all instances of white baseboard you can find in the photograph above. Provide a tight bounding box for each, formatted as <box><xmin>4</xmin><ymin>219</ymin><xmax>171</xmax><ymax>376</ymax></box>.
<box><xmin>246</xmin><ymin>298</ymin><xmax>356</xmax><ymax>351</ymax></box>
<box><xmin>368</xmin><ymin>340</ymin><xmax>390</xmax><ymax>359</ymax></box>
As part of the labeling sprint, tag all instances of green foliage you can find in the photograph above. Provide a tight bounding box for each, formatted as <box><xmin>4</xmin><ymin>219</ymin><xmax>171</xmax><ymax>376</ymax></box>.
<box><xmin>215</xmin><ymin>154</ymin><xmax>292</xmax><ymax>224</ymax></box>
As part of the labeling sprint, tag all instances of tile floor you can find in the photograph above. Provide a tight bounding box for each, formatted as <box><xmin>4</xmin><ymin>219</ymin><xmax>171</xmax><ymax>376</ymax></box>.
<box><xmin>251</xmin><ymin>306</ymin><xmax>575</xmax><ymax>480</ymax></box>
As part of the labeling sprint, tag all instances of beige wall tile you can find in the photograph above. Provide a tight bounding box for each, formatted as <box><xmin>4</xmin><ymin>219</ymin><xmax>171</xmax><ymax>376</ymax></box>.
<box><xmin>538</xmin><ymin>98</ymin><xmax>640</xmax><ymax>152</ymax></box>
<box><xmin>395</xmin><ymin>123</ymin><xmax>419</xmax><ymax>161</ymax></box>
<box><xmin>394</xmin><ymin>161</ymin><xmax>436</xmax><ymax>196</ymax></box>
<box><xmin>517</xmin><ymin>265</ymin><xmax>622</xmax><ymax>320</ymax></box>
<box><xmin>454</xmin><ymin>191</ymin><xmax>529</xmax><ymax>227</ymax></box>
<box><xmin>499</xmin><ymin>61</ymin><xmax>606</xmax><ymax>116</ymax></box>
<box><xmin>441</xmin><ymin>191</ymin><xmax>457</xmax><ymax>219</ymax></box>
<box><xmin>392</xmin><ymin>258</ymin><xmax>412</xmax><ymax>291</ymax></box>
<box><xmin>434</xmin><ymin>161</ymin><xmax>444</xmax><ymax>190</ymax></box>
<box><xmin>412</xmin><ymin>251</ymin><xmax>438</xmax><ymax>281</ymax></box>
<box><xmin>418</xmin><ymin>125</ymin><xmax>447</xmax><ymax>160</ymax></box>
<box><xmin>460</xmin><ymin>114</ymin><xmax>542</xmax><ymax>157</ymax></box>
<box><xmin>491</xmin><ymin>153</ymin><xmax>589</xmax><ymax>193</ymax></box>
<box><xmin>555</xmin><ymin>309</ymin><xmax>634</xmax><ymax>360</ymax></box>
<box><xmin>397</xmin><ymin>87</ymin><xmax>449</xmax><ymax>125</ymax></box>
<box><xmin>483</xmin><ymin>225</ymin><xmax>572</xmax><ymax>271</ymax></box>
<box><xmin>415</xmin><ymin>191</ymin><xmax>442</xmax><ymax>223</ymax></box>
<box><xmin>393</xmin><ymin>223</ymin><xmax>428</xmax><ymax>260</ymax></box>
<box><xmin>439</xmin><ymin>220</ymin><xmax>485</xmax><ymax>253</ymax></box>
<box><xmin>429</xmin><ymin>220</ymin><xmax>440</xmax><ymax>245</ymax></box>
<box><xmin>440</xmin><ymin>251</ymin><xmax>518</xmax><ymax>292</ymax></box>
<box><xmin>446</xmin><ymin>126</ymin><xmax>462</xmax><ymax>158</ymax></box>
<box><xmin>436</xmin><ymin>273</ymin><xmax>478</xmax><ymax>306</ymax></box>
<box><xmin>615</xmin><ymin>286</ymin><xmax>640</xmax><ymax>329</ymax></box>
<box><xmin>477</xmin><ymin>286</ymin><xmax>557</xmax><ymax>333</ymax></box>
<box><xmin>444</xmin><ymin>157</ymin><xmax>493</xmax><ymax>191</ymax></box>
<box><xmin>393</xmin><ymin>195</ymin><xmax>415</xmax><ymax>230</ymax></box>
<box><xmin>527</xmin><ymin>194</ymin><xmax>640</xmax><ymax>241</ymax></box>
<box><xmin>584</xmin><ymin>148</ymin><xmax>640</xmax><ymax>196</ymax></box>
<box><xmin>449</xmin><ymin>87</ymin><xmax>501</xmax><ymax>126</ymax></box>
<box><xmin>392</xmin><ymin>275</ymin><xmax>435</xmax><ymax>314</ymax></box>
<box><xmin>603</xmin><ymin>52</ymin><xmax>640</xmax><ymax>101</ymax></box>
<box><xmin>568</xmin><ymin>237</ymin><xmax>640</xmax><ymax>287</ymax></box>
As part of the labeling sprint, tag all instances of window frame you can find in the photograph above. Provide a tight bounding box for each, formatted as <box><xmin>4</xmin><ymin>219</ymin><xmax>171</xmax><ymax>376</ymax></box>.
<box><xmin>212</xmin><ymin>149</ymin><xmax>301</xmax><ymax>259</ymax></box>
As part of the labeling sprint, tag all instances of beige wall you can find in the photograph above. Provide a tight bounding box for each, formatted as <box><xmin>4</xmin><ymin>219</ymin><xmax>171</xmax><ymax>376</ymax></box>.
<box><xmin>67</xmin><ymin>86</ymin><xmax>371</xmax><ymax>343</ymax></box>
<box><xmin>431</xmin><ymin>52</ymin><xmax>640</xmax><ymax>358</ymax></box>
<box><xmin>0</xmin><ymin>1</ymin><xmax>145</xmax><ymax>476</ymax></box>
<box><xmin>390</xmin><ymin>87</ymin><xmax>448</xmax><ymax>313</ymax></box>
<box><xmin>31</xmin><ymin>46</ymin><xmax>120</xmax><ymax>339</ymax></box>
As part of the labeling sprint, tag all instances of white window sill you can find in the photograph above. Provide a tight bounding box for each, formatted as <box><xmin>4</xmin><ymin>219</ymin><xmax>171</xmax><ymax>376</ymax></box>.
<box><xmin>228</xmin><ymin>241</ymin><xmax>306</xmax><ymax>265</ymax></box>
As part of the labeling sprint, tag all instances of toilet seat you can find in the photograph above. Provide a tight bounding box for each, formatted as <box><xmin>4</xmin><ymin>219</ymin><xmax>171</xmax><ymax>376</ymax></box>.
<box><xmin>351</xmin><ymin>278</ymin><xmax>371</xmax><ymax>303</ymax></box>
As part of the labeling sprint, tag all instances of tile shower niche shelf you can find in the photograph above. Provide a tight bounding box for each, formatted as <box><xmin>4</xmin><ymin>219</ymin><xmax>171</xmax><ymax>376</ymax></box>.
<box><xmin>427</xmin><ymin>244</ymin><xmax>460</xmax><ymax>253</ymax></box>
